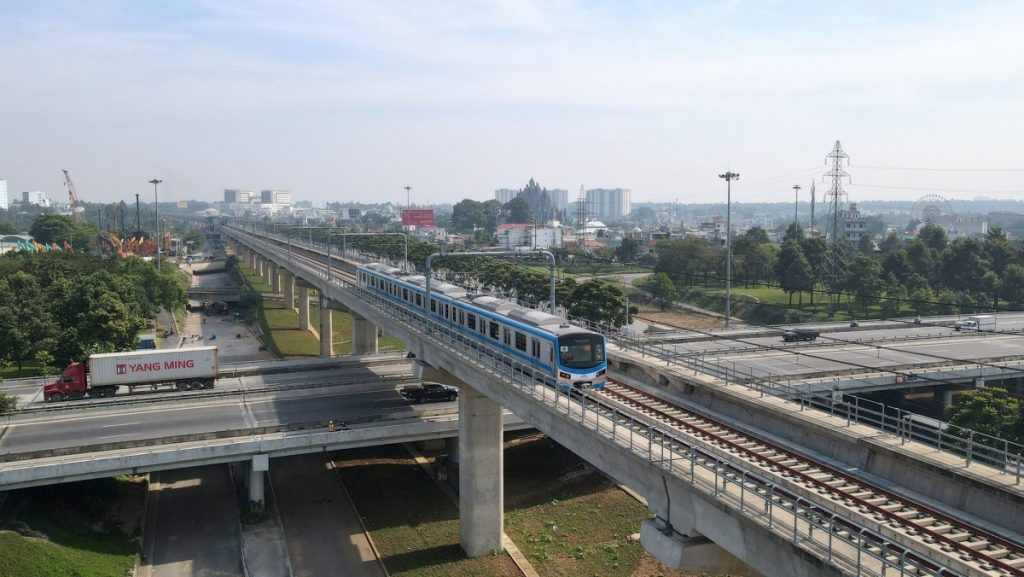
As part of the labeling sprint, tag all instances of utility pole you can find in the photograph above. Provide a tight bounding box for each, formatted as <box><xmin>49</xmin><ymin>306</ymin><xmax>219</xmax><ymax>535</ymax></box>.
<box><xmin>792</xmin><ymin>184</ymin><xmax>801</xmax><ymax>230</ymax></box>
<box><xmin>404</xmin><ymin>185</ymin><xmax>412</xmax><ymax>218</ymax></box>
<box><xmin>149</xmin><ymin>179</ymin><xmax>163</xmax><ymax>271</ymax></box>
<box><xmin>810</xmin><ymin>181</ymin><xmax>816</xmax><ymax>235</ymax></box>
<box><xmin>718</xmin><ymin>171</ymin><xmax>739</xmax><ymax>328</ymax></box>
<box><xmin>135</xmin><ymin>194</ymin><xmax>141</xmax><ymax>235</ymax></box>
<box><xmin>821</xmin><ymin>140</ymin><xmax>850</xmax><ymax>315</ymax></box>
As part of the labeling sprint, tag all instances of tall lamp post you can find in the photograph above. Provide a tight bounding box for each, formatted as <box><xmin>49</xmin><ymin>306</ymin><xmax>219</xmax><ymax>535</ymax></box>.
<box><xmin>149</xmin><ymin>179</ymin><xmax>163</xmax><ymax>270</ymax></box>
<box><xmin>718</xmin><ymin>171</ymin><xmax>739</xmax><ymax>328</ymax></box>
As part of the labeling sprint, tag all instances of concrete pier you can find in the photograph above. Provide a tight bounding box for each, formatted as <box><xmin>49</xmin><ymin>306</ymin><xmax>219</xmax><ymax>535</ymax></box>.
<box><xmin>283</xmin><ymin>271</ymin><xmax>295</xmax><ymax>309</ymax></box>
<box><xmin>248</xmin><ymin>454</ymin><xmax>269</xmax><ymax>511</ymax></box>
<box><xmin>270</xmin><ymin>263</ymin><xmax>280</xmax><ymax>293</ymax></box>
<box><xmin>319</xmin><ymin>294</ymin><xmax>333</xmax><ymax>357</ymax></box>
<box><xmin>298</xmin><ymin>287</ymin><xmax>310</xmax><ymax>331</ymax></box>
<box><xmin>459</xmin><ymin>383</ymin><xmax>504</xmax><ymax>556</ymax></box>
<box><xmin>352</xmin><ymin>314</ymin><xmax>378</xmax><ymax>355</ymax></box>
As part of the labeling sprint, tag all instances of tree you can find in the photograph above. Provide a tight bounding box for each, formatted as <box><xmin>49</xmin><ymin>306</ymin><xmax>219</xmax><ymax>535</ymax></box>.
<box><xmin>782</xmin><ymin>223</ymin><xmax>804</xmax><ymax>243</ymax></box>
<box><xmin>504</xmin><ymin>196</ymin><xmax>532</xmax><ymax>223</ymax></box>
<box><xmin>0</xmin><ymin>271</ymin><xmax>57</xmax><ymax>375</ymax></box>
<box><xmin>857</xmin><ymin>234</ymin><xmax>874</xmax><ymax>254</ymax></box>
<box><xmin>984</xmin><ymin>227</ymin><xmax>1016</xmax><ymax>276</ymax></box>
<box><xmin>641</xmin><ymin>272</ymin><xmax>676</xmax><ymax>310</ymax></box>
<box><xmin>846</xmin><ymin>254</ymin><xmax>884</xmax><ymax>315</ymax></box>
<box><xmin>29</xmin><ymin>213</ymin><xmax>96</xmax><ymax>250</ymax></box>
<box><xmin>654</xmin><ymin>237</ymin><xmax>713</xmax><ymax>287</ymax></box>
<box><xmin>947</xmin><ymin>387</ymin><xmax>1021</xmax><ymax>443</ymax></box>
<box><xmin>0</xmin><ymin>391</ymin><xmax>15</xmax><ymax>413</ymax></box>
<box><xmin>918</xmin><ymin>223</ymin><xmax>948</xmax><ymax>253</ymax></box>
<box><xmin>614</xmin><ymin>238</ymin><xmax>641</xmax><ymax>264</ymax></box>
<box><xmin>776</xmin><ymin>241</ymin><xmax>811</xmax><ymax>306</ymax></box>
<box><xmin>451</xmin><ymin>199</ymin><xmax>487</xmax><ymax>233</ymax></box>
<box><xmin>565</xmin><ymin>281</ymin><xmax>628</xmax><ymax>327</ymax></box>
<box><xmin>1001</xmin><ymin>264</ymin><xmax>1024</xmax><ymax>308</ymax></box>
<box><xmin>940</xmin><ymin>238</ymin><xmax>988</xmax><ymax>295</ymax></box>
<box><xmin>744</xmin><ymin>226</ymin><xmax>770</xmax><ymax>245</ymax></box>
<box><xmin>878</xmin><ymin>232</ymin><xmax>902</xmax><ymax>254</ymax></box>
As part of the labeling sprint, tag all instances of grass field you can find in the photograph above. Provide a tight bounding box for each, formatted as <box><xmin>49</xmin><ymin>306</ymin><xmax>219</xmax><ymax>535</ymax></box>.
<box><xmin>0</xmin><ymin>477</ymin><xmax>145</xmax><ymax>577</ymax></box>
<box><xmin>336</xmin><ymin>436</ymin><xmax>701</xmax><ymax>577</ymax></box>
<box><xmin>0</xmin><ymin>363</ymin><xmax>43</xmax><ymax>380</ymax></box>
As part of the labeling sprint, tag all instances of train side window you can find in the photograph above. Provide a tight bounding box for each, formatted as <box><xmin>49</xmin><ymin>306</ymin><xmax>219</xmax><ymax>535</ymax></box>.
<box><xmin>467</xmin><ymin>313</ymin><xmax>476</xmax><ymax>330</ymax></box>
<box><xmin>503</xmin><ymin>329</ymin><xmax>511</xmax><ymax>346</ymax></box>
<box><xmin>403</xmin><ymin>288</ymin><xmax>408</xmax><ymax>301</ymax></box>
<box><xmin>531</xmin><ymin>340</ymin><xmax>540</xmax><ymax>358</ymax></box>
<box><xmin>458</xmin><ymin>310</ymin><xmax>464</xmax><ymax>325</ymax></box>
<box><xmin>430</xmin><ymin>299</ymin><xmax>436</xmax><ymax>313</ymax></box>
<box><xmin>416</xmin><ymin>294</ymin><xmax>422</xmax><ymax>307</ymax></box>
<box><xmin>515</xmin><ymin>332</ymin><xmax>526</xmax><ymax>352</ymax></box>
<box><xmin>489</xmin><ymin>321</ymin><xmax>500</xmax><ymax>340</ymax></box>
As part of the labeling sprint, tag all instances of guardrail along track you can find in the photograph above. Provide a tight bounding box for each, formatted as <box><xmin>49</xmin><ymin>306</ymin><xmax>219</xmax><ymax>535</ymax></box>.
<box><xmin>600</xmin><ymin>378</ymin><xmax>1024</xmax><ymax>576</ymax></box>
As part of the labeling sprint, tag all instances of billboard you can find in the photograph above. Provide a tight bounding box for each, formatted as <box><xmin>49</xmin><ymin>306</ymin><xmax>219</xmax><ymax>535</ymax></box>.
<box><xmin>402</xmin><ymin>209</ymin><xmax>434</xmax><ymax>227</ymax></box>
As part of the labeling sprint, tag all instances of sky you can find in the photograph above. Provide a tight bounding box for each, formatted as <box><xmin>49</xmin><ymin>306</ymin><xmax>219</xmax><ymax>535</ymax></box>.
<box><xmin>2</xmin><ymin>1</ymin><xmax>1024</xmax><ymax>207</ymax></box>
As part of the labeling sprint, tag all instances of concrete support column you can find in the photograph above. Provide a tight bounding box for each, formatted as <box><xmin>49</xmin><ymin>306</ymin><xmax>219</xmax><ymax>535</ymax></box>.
<box><xmin>352</xmin><ymin>313</ymin><xmax>379</xmax><ymax>355</ymax></box>
<box><xmin>319</xmin><ymin>293</ymin><xmax>333</xmax><ymax>357</ymax></box>
<box><xmin>283</xmin><ymin>272</ymin><xmax>295</xmax><ymax>310</ymax></box>
<box><xmin>298</xmin><ymin>286</ymin><xmax>310</xmax><ymax>331</ymax></box>
<box><xmin>250</xmin><ymin>250</ymin><xmax>257</xmax><ymax>269</ymax></box>
<box><xmin>934</xmin><ymin>388</ymin><xmax>954</xmax><ymax>407</ymax></box>
<box><xmin>459</xmin><ymin>384</ymin><xmax>504</xmax><ymax>556</ymax></box>
<box><xmin>270</xmin><ymin>263</ymin><xmax>281</xmax><ymax>293</ymax></box>
<box><xmin>446</xmin><ymin>436</ymin><xmax>460</xmax><ymax>487</ymax></box>
<box><xmin>248</xmin><ymin>454</ymin><xmax>269</xmax><ymax>512</ymax></box>
<box><xmin>262</xmin><ymin>259</ymin><xmax>272</xmax><ymax>285</ymax></box>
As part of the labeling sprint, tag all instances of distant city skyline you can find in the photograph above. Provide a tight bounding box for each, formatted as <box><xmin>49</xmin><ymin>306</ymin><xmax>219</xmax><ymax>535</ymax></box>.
<box><xmin>3</xmin><ymin>2</ymin><xmax>1023</xmax><ymax>207</ymax></box>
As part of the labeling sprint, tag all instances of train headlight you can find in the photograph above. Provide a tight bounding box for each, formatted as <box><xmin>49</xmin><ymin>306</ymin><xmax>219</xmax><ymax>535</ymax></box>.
<box><xmin>597</xmin><ymin>369</ymin><xmax>606</xmax><ymax>376</ymax></box>
<box><xmin>559</xmin><ymin>372</ymin><xmax>571</xmax><ymax>379</ymax></box>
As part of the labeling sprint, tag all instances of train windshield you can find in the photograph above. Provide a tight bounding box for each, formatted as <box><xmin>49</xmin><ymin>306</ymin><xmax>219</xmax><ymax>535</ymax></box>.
<box><xmin>558</xmin><ymin>334</ymin><xmax>605</xmax><ymax>369</ymax></box>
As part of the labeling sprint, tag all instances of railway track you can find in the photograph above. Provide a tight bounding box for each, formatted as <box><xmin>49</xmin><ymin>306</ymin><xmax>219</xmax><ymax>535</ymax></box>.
<box><xmin>600</xmin><ymin>377</ymin><xmax>1024</xmax><ymax>576</ymax></box>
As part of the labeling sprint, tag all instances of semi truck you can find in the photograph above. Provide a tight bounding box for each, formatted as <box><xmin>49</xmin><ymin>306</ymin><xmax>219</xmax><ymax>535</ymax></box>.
<box><xmin>43</xmin><ymin>346</ymin><xmax>219</xmax><ymax>402</ymax></box>
<box><xmin>954</xmin><ymin>315</ymin><xmax>996</xmax><ymax>332</ymax></box>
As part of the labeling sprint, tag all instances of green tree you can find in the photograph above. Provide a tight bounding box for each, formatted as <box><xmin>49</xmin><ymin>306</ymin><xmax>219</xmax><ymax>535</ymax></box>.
<box><xmin>782</xmin><ymin>222</ymin><xmax>804</xmax><ymax>243</ymax></box>
<box><xmin>947</xmin><ymin>387</ymin><xmax>1020</xmax><ymax>443</ymax></box>
<box><xmin>846</xmin><ymin>254</ymin><xmax>884</xmax><ymax>315</ymax></box>
<box><xmin>857</xmin><ymin>234</ymin><xmax>875</xmax><ymax>254</ymax></box>
<box><xmin>878</xmin><ymin>232</ymin><xmax>902</xmax><ymax>254</ymax></box>
<box><xmin>614</xmin><ymin>238</ymin><xmax>642</xmax><ymax>264</ymax></box>
<box><xmin>565</xmin><ymin>280</ymin><xmax>628</xmax><ymax>327</ymax></box>
<box><xmin>940</xmin><ymin>238</ymin><xmax>988</xmax><ymax>295</ymax></box>
<box><xmin>655</xmin><ymin>237</ymin><xmax>712</xmax><ymax>288</ymax></box>
<box><xmin>0</xmin><ymin>391</ymin><xmax>15</xmax><ymax>413</ymax></box>
<box><xmin>504</xmin><ymin>196</ymin><xmax>532</xmax><ymax>223</ymax></box>
<box><xmin>641</xmin><ymin>272</ymin><xmax>676</xmax><ymax>310</ymax></box>
<box><xmin>1001</xmin><ymin>264</ymin><xmax>1024</xmax><ymax>308</ymax></box>
<box><xmin>451</xmin><ymin>199</ymin><xmax>487</xmax><ymax>233</ymax></box>
<box><xmin>918</xmin><ymin>223</ymin><xmax>948</xmax><ymax>252</ymax></box>
<box><xmin>983</xmin><ymin>227</ymin><xmax>1016</xmax><ymax>276</ymax></box>
<box><xmin>744</xmin><ymin>226</ymin><xmax>770</xmax><ymax>245</ymax></box>
<box><xmin>29</xmin><ymin>213</ymin><xmax>96</xmax><ymax>250</ymax></box>
<box><xmin>0</xmin><ymin>271</ymin><xmax>58</xmax><ymax>375</ymax></box>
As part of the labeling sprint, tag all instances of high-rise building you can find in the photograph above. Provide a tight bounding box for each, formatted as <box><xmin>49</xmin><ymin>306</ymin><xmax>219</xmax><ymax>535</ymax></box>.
<box><xmin>224</xmin><ymin>189</ymin><xmax>253</xmax><ymax>204</ymax></box>
<box><xmin>585</xmin><ymin>188</ymin><xmax>631</xmax><ymax>221</ymax></box>
<box><xmin>549</xmin><ymin>189</ymin><xmax>569</xmax><ymax>213</ymax></box>
<box><xmin>0</xmin><ymin>179</ymin><xmax>8</xmax><ymax>211</ymax></box>
<box><xmin>260</xmin><ymin>189</ymin><xmax>291</xmax><ymax>207</ymax></box>
<box><xmin>494</xmin><ymin>188</ymin><xmax>518</xmax><ymax>204</ymax></box>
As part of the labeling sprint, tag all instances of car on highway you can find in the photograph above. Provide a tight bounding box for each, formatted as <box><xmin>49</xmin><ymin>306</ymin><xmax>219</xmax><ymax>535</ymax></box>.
<box><xmin>782</xmin><ymin>328</ymin><xmax>820</xmax><ymax>342</ymax></box>
<box><xmin>399</xmin><ymin>382</ymin><xmax>459</xmax><ymax>403</ymax></box>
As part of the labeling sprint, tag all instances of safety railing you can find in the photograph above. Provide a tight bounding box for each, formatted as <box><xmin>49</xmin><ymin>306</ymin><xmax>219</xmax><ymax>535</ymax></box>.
<box><xmin>233</xmin><ymin>228</ymin><xmax>1024</xmax><ymax>482</ymax></box>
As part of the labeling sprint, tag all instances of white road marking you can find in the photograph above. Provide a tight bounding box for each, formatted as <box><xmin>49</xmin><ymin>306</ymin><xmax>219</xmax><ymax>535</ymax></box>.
<box><xmin>102</xmin><ymin>422</ymin><xmax>141</xmax><ymax>428</ymax></box>
<box><xmin>97</xmin><ymin>433</ymin><xmax>134</xmax><ymax>439</ymax></box>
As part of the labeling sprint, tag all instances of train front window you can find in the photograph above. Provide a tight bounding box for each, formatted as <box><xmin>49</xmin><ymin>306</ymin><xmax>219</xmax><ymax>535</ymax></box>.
<box><xmin>558</xmin><ymin>334</ymin><xmax>604</xmax><ymax>369</ymax></box>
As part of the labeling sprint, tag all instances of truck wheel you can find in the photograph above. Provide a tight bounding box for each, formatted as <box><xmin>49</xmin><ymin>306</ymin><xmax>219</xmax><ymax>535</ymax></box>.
<box><xmin>419</xmin><ymin>396</ymin><xmax>427</xmax><ymax>404</ymax></box>
<box><xmin>48</xmin><ymin>393</ymin><xmax>64</xmax><ymax>402</ymax></box>
<box><xmin>176</xmin><ymin>382</ymin><xmax>189</xmax><ymax>391</ymax></box>
<box><xmin>189</xmin><ymin>381</ymin><xmax>204</xmax><ymax>390</ymax></box>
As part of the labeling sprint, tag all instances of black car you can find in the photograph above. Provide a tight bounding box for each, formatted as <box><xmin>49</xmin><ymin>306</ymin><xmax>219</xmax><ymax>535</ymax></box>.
<box><xmin>400</xmin><ymin>383</ymin><xmax>459</xmax><ymax>403</ymax></box>
<box><xmin>782</xmin><ymin>328</ymin><xmax>819</xmax><ymax>342</ymax></box>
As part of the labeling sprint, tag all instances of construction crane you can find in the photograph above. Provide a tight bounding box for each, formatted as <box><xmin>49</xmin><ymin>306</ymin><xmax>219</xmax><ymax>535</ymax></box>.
<box><xmin>62</xmin><ymin>169</ymin><xmax>84</xmax><ymax>221</ymax></box>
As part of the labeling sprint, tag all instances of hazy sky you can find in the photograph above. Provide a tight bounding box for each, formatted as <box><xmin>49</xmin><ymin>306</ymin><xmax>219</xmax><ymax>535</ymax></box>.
<box><xmin>3</xmin><ymin>1</ymin><xmax>1023</xmax><ymax>207</ymax></box>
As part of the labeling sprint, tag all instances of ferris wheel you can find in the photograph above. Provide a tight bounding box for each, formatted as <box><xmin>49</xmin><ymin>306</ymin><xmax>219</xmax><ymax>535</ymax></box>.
<box><xmin>911</xmin><ymin>194</ymin><xmax>953</xmax><ymax>223</ymax></box>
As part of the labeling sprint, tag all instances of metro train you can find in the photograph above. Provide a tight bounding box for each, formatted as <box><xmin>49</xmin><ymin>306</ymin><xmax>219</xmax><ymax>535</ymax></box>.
<box><xmin>357</xmin><ymin>262</ymin><xmax>606</xmax><ymax>391</ymax></box>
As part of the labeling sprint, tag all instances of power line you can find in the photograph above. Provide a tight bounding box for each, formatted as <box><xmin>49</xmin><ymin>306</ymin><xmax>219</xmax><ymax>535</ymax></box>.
<box><xmin>851</xmin><ymin>184</ymin><xmax>1024</xmax><ymax>195</ymax></box>
<box><xmin>853</xmin><ymin>165</ymin><xmax>1024</xmax><ymax>173</ymax></box>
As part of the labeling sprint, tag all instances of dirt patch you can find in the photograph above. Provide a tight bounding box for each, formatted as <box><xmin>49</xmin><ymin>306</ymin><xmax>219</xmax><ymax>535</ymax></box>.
<box><xmin>634</xmin><ymin>306</ymin><xmax>723</xmax><ymax>332</ymax></box>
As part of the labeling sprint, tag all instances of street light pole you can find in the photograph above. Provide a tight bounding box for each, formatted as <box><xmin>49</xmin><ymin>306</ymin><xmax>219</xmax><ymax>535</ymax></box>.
<box><xmin>149</xmin><ymin>179</ymin><xmax>163</xmax><ymax>270</ymax></box>
<box><xmin>718</xmin><ymin>171</ymin><xmax>739</xmax><ymax>328</ymax></box>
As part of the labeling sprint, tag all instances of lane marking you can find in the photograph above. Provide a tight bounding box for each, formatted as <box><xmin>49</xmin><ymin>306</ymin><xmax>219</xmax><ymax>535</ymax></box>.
<box><xmin>97</xmin><ymin>433</ymin><xmax>134</xmax><ymax>439</ymax></box>
<box><xmin>102</xmin><ymin>422</ymin><xmax>141</xmax><ymax>428</ymax></box>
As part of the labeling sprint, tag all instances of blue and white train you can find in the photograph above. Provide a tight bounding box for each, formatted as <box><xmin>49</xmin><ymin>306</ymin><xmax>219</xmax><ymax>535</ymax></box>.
<box><xmin>358</xmin><ymin>262</ymin><xmax>606</xmax><ymax>391</ymax></box>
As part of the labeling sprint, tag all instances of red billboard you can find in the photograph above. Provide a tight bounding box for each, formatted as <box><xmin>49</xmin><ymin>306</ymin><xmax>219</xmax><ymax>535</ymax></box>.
<box><xmin>402</xmin><ymin>209</ymin><xmax>435</xmax><ymax>227</ymax></box>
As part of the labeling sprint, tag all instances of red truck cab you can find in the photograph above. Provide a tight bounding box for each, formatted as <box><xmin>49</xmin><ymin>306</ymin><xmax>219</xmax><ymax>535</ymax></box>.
<box><xmin>43</xmin><ymin>363</ymin><xmax>89</xmax><ymax>402</ymax></box>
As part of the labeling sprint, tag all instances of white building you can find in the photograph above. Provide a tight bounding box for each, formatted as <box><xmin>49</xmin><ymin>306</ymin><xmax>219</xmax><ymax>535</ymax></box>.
<box><xmin>549</xmin><ymin>189</ymin><xmax>569</xmax><ymax>213</ymax></box>
<box><xmin>21</xmin><ymin>190</ymin><xmax>49</xmax><ymax>207</ymax></box>
<box><xmin>224</xmin><ymin>189</ymin><xmax>254</xmax><ymax>204</ymax></box>
<box><xmin>0</xmin><ymin>179</ymin><xmax>8</xmax><ymax>211</ymax></box>
<box><xmin>494</xmin><ymin>188</ymin><xmax>518</xmax><ymax>204</ymax></box>
<box><xmin>586</xmin><ymin>188</ymin><xmax>631</xmax><ymax>221</ymax></box>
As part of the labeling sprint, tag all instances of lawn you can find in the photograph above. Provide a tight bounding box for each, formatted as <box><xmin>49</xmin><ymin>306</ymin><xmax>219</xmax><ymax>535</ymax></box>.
<box><xmin>0</xmin><ymin>363</ymin><xmax>44</xmax><ymax>380</ymax></box>
<box><xmin>0</xmin><ymin>476</ymin><xmax>145</xmax><ymax>577</ymax></box>
<box><xmin>336</xmin><ymin>436</ymin><xmax>698</xmax><ymax>577</ymax></box>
